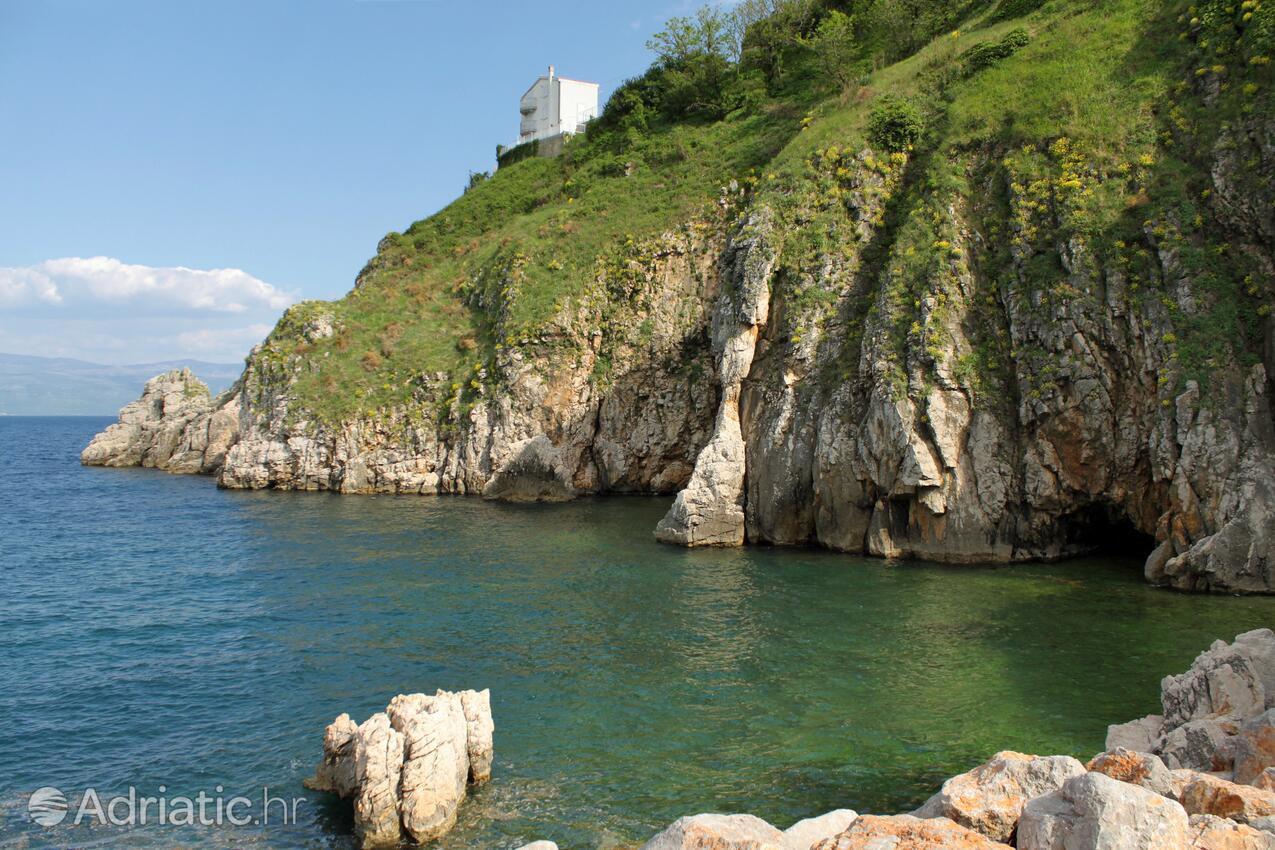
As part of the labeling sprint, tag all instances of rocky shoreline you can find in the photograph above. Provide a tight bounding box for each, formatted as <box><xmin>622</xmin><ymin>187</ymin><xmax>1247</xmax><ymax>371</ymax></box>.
<box><xmin>614</xmin><ymin>629</ymin><xmax>1275</xmax><ymax>849</ymax></box>
<box><xmin>312</xmin><ymin>631</ymin><xmax>1275</xmax><ymax>850</ymax></box>
<box><xmin>82</xmin><ymin>359</ymin><xmax>1275</xmax><ymax>596</ymax></box>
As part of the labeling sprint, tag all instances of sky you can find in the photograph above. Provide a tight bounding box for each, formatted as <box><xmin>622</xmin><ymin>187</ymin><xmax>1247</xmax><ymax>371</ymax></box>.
<box><xmin>0</xmin><ymin>0</ymin><xmax>707</xmax><ymax>365</ymax></box>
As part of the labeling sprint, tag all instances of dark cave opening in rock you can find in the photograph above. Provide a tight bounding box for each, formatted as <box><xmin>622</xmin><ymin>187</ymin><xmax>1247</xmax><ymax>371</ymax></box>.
<box><xmin>1064</xmin><ymin>504</ymin><xmax>1157</xmax><ymax>561</ymax></box>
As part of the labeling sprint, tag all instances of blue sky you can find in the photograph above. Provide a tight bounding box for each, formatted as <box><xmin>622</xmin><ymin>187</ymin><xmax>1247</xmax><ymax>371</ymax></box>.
<box><xmin>0</xmin><ymin>0</ymin><xmax>699</xmax><ymax>364</ymax></box>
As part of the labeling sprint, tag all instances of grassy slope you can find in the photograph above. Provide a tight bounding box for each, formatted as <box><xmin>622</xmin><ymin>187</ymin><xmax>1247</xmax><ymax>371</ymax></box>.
<box><xmin>255</xmin><ymin>0</ymin><xmax>1273</xmax><ymax>426</ymax></box>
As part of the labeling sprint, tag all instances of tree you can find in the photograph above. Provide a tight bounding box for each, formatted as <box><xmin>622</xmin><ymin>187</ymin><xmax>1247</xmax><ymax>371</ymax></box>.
<box><xmin>646</xmin><ymin>6</ymin><xmax>734</xmax><ymax>118</ymax></box>
<box><xmin>804</xmin><ymin>9</ymin><xmax>859</xmax><ymax>94</ymax></box>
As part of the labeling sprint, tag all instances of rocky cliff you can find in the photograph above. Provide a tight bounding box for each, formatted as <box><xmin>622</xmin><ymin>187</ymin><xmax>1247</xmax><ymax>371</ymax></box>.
<box><xmin>84</xmin><ymin>0</ymin><xmax>1275</xmax><ymax>593</ymax></box>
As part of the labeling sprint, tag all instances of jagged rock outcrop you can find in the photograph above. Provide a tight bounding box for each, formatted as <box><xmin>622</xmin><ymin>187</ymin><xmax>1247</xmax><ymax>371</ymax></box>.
<box><xmin>304</xmin><ymin>689</ymin><xmax>493</xmax><ymax>849</ymax></box>
<box><xmin>655</xmin><ymin>210</ymin><xmax>776</xmax><ymax>546</ymax></box>
<box><xmin>1106</xmin><ymin>630</ymin><xmax>1275</xmax><ymax>775</ymax></box>
<box><xmin>80</xmin><ymin>369</ymin><xmax>239</xmax><ymax>473</ymax></box>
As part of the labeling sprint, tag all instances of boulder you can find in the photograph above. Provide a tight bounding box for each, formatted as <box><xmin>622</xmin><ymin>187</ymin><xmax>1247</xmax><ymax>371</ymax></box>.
<box><xmin>1253</xmin><ymin>769</ymin><xmax>1275</xmax><ymax>793</ymax></box>
<box><xmin>513</xmin><ymin>842</ymin><xmax>560</xmax><ymax>850</ymax></box>
<box><xmin>1087</xmin><ymin>748</ymin><xmax>1178</xmax><ymax>798</ymax></box>
<box><xmin>1235</xmin><ymin>711</ymin><xmax>1275</xmax><ymax>786</ymax></box>
<box><xmin>782</xmin><ymin>810</ymin><xmax>858</xmax><ymax>850</ymax></box>
<box><xmin>1162</xmin><ymin>639</ymin><xmax>1268</xmax><ymax>729</ymax></box>
<box><xmin>1017</xmin><ymin>771</ymin><xmax>1190</xmax><ymax>850</ymax></box>
<box><xmin>642</xmin><ymin>814</ymin><xmax>785</xmax><ymax>850</ymax></box>
<box><xmin>810</xmin><ymin>814</ymin><xmax>1012</xmax><ymax>849</ymax></box>
<box><xmin>1162</xmin><ymin>719</ymin><xmax>1237</xmax><ymax>772</ymax></box>
<box><xmin>1181</xmin><ymin>773</ymin><xmax>1275</xmax><ymax>824</ymax></box>
<box><xmin>1188</xmin><ymin>814</ymin><xmax>1275</xmax><ymax>849</ymax></box>
<box><xmin>305</xmin><ymin>689</ymin><xmax>493</xmax><ymax>849</ymax></box>
<box><xmin>1106</xmin><ymin>714</ymin><xmax>1164</xmax><ymax>753</ymax></box>
<box><xmin>911</xmin><ymin>751</ymin><xmax>1085</xmax><ymax>841</ymax></box>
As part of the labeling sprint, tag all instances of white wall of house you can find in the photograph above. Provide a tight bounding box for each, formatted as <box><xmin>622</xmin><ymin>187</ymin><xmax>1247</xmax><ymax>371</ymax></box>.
<box><xmin>518</xmin><ymin>67</ymin><xmax>598</xmax><ymax>144</ymax></box>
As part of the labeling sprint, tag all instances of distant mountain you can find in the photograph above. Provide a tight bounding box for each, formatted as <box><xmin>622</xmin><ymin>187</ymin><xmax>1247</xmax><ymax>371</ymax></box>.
<box><xmin>0</xmin><ymin>352</ymin><xmax>242</xmax><ymax>415</ymax></box>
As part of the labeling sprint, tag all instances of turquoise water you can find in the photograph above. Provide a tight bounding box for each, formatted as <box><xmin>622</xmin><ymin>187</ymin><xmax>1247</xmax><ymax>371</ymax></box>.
<box><xmin>1</xmin><ymin>416</ymin><xmax>1271</xmax><ymax>849</ymax></box>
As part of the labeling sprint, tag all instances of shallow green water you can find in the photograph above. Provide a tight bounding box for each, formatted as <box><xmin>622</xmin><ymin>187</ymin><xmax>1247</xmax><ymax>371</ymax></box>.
<box><xmin>2</xmin><ymin>417</ymin><xmax>1272</xmax><ymax>849</ymax></box>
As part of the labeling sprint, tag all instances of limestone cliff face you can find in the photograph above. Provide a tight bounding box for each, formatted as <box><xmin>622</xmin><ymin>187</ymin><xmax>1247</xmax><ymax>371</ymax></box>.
<box><xmin>85</xmin><ymin>129</ymin><xmax>1275</xmax><ymax>593</ymax></box>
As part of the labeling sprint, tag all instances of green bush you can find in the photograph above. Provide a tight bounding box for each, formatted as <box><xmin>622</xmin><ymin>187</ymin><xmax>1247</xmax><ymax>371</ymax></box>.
<box><xmin>962</xmin><ymin>28</ymin><xmax>1031</xmax><ymax>74</ymax></box>
<box><xmin>867</xmin><ymin>94</ymin><xmax>924</xmax><ymax>151</ymax></box>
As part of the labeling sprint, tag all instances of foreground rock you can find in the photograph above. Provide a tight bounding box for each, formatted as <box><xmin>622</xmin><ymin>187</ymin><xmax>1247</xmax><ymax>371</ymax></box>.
<box><xmin>305</xmin><ymin>689</ymin><xmax>493</xmax><ymax>849</ymax></box>
<box><xmin>80</xmin><ymin>369</ymin><xmax>239</xmax><ymax>473</ymax></box>
<box><xmin>642</xmin><ymin>814</ymin><xmax>787</xmax><ymax>850</ymax></box>
<box><xmin>1181</xmin><ymin>772</ymin><xmax>1275</xmax><ymax>824</ymax></box>
<box><xmin>812</xmin><ymin>814</ymin><xmax>1012</xmax><ymax>849</ymax></box>
<box><xmin>1017</xmin><ymin>771</ymin><xmax>1190</xmax><ymax>850</ymax></box>
<box><xmin>781</xmin><ymin>810</ymin><xmax>858</xmax><ymax>850</ymax></box>
<box><xmin>912</xmin><ymin>751</ymin><xmax>1085</xmax><ymax>841</ymax></box>
<box><xmin>1086</xmin><ymin>748</ymin><xmax>1177</xmax><ymax>798</ymax></box>
<box><xmin>1189</xmin><ymin>814</ymin><xmax>1275</xmax><ymax>849</ymax></box>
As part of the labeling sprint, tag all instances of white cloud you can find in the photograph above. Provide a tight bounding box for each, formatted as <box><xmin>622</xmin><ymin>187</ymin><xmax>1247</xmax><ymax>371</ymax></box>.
<box><xmin>0</xmin><ymin>257</ymin><xmax>295</xmax><ymax>313</ymax></box>
<box><xmin>0</xmin><ymin>257</ymin><xmax>297</xmax><ymax>364</ymax></box>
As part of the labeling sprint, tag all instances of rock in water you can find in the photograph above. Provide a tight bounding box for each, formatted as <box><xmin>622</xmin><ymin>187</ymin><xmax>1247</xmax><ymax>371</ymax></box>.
<box><xmin>1017</xmin><ymin>771</ymin><xmax>1190</xmax><ymax>850</ymax></box>
<box><xmin>641</xmin><ymin>814</ymin><xmax>786</xmax><ymax>850</ymax></box>
<box><xmin>81</xmin><ymin>369</ymin><xmax>237</xmax><ymax>472</ymax></box>
<box><xmin>811</xmin><ymin>814</ymin><xmax>1013</xmax><ymax>849</ymax></box>
<box><xmin>912</xmin><ymin>750</ymin><xmax>1085</xmax><ymax>841</ymax></box>
<box><xmin>304</xmin><ymin>689</ymin><xmax>494</xmax><ymax>849</ymax></box>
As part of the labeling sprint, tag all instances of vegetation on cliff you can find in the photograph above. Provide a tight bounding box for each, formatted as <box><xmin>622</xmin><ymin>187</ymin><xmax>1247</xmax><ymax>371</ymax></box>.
<box><xmin>251</xmin><ymin>0</ymin><xmax>1272</xmax><ymax>431</ymax></box>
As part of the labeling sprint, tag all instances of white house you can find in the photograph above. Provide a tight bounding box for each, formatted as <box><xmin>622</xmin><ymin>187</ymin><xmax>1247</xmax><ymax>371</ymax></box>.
<box><xmin>519</xmin><ymin>66</ymin><xmax>599</xmax><ymax>145</ymax></box>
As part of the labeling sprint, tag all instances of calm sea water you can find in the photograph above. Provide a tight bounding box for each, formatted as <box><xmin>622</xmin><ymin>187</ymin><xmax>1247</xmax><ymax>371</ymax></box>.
<box><xmin>1</xmin><ymin>416</ymin><xmax>1270</xmax><ymax>849</ymax></box>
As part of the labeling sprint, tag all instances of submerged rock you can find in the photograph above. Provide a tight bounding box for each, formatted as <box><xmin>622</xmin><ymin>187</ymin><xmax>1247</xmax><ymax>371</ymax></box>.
<box><xmin>912</xmin><ymin>751</ymin><xmax>1085</xmax><ymax>841</ymax></box>
<box><xmin>305</xmin><ymin>689</ymin><xmax>493</xmax><ymax>849</ymax></box>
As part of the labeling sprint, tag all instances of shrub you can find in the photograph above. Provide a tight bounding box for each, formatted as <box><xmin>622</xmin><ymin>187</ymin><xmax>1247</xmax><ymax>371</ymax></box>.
<box><xmin>962</xmin><ymin>28</ymin><xmax>1031</xmax><ymax>74</ymax></box>
<box><xmin>867</xmin><ymin>94</ymin><xmax>924</xmax><ymax>151</ymax></box>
